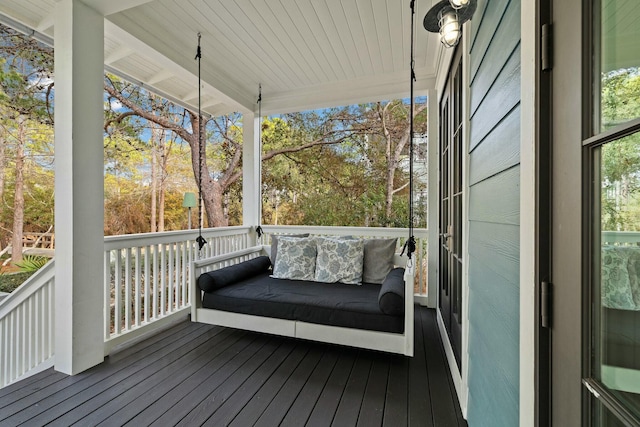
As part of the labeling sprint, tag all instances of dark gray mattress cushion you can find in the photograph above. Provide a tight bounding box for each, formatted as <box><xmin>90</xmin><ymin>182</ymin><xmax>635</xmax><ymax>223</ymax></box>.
<box><xmin>197</xmin><ymin>256</ymin><xmax>271</xmax><ymax>293</ymax></box>
<box><xmin>201</xmin><ymin>272</ymin><xmax>404</xmax><ymax>334</ymax></box>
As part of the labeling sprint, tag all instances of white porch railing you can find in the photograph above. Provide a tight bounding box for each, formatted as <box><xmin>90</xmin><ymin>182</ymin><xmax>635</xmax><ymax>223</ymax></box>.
<box><xmin>602</xmin><ymin>231</ymin><xmax>640</xmax><ymax>245</ymax></box>
<box><xmin>0</xmin><ymin>260</ymin><xmax>55</xmax><ymax>389</ymax></box>
<box><xmin>0</xmin><ymin>225</ymin><xmax>425</xmax><ymax>389</ymax></box>
<box><xmin>103</xmin><ymin>226</ymin><xmax>253</xmax><ymax>352</ymax></box>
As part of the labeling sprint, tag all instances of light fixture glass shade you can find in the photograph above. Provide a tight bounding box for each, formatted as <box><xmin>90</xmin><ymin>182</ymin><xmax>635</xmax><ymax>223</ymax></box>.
<box><xmin>439</xmin><ymin>10</ymin><xmax>461</xmax><ymax>48</ymax></box>
<box><xmin>182</xmin><ymin>192</ymin><xmax>197</xmax><ymax>208</ymax></box>
<box><xmin>449</xmin><ymin>0</ymin><xmax>470</xmax><ymax>9</ymax></box>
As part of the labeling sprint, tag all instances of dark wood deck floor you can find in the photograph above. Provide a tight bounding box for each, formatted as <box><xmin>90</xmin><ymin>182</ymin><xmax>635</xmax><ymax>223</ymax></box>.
<box><xmin>0</xmin><ymin>306</ymin><xmax>466</xmax><ymax>427</ymax></box>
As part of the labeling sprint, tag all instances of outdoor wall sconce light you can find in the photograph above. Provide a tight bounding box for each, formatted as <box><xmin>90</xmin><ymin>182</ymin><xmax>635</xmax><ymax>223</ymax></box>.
<box><xmin>182</xmin><ymin>192</ymin><xmax>197</xmax><ymax>229</ymax></box>
<box><xmin>423</xmin><ymin>0</ymin><xmax>477</xmax><ymax>48</ymax></box>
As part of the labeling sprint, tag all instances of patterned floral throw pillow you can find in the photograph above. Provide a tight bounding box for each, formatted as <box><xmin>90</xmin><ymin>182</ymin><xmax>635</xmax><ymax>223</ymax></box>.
<box><xmin>315</xmin><ymin>237</ymin><xmax>364</xmax><ymax>285</ymax></box>
<box><xmin>271</xmin><ymin>236</ymin><xmax>317</xmax><ymax>281</ymax></box>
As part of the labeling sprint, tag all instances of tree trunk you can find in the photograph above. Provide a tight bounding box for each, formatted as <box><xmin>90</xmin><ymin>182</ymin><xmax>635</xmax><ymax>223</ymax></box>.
<box><xmin>150</xmin><ymin>135</ymin><xmax>158</xmax><ymax>233</ymax></box>
<box><xmin>158</xmin><ymin>130</ymin><xmax>169</xmax><ymax>232</ymax></box>
<box><xmin>11</xmin><ymin>117</ymin><xmax>26</xmax><ymax>263</ymax></box>
<box><xmin>0</xmin><ymin>132</ymin><xmax>7</xmax><ymax>249</ymax></box>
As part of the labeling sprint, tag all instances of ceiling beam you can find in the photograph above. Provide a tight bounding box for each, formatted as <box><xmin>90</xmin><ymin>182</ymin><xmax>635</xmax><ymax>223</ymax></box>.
<box><xmin>80</xmin><ymin>0</ymin><xmax>156</xmax><ymax>16</ymax></box>
<box><xmin>106</xmin><ymin>14</ymin><xmax>255</xmax><ymax>113</ymax></box>
<box><xmin>104</xmin><ymin>18</ymin><xmax>251</xmax><ymax>113</ymax></box>
<box><xmin>105</xmin><ymin>45</ymin><xmax>133</xmax><ymax>65</ymax></box>
<box><xmin>147</xmin><ymin>69</ymin><xmax>174</xmax><ymax>85</ymax></box>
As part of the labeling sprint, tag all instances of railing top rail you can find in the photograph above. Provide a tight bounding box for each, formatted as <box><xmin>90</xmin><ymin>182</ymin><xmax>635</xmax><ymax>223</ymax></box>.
<box><xmin>193</xmin><ymin>245</ymin><xmax>265</xmax><ymax>268</ymax></box>
<box><xmin>104</xmin><ymin>226</ymin><xmax>253</xmax><ymax>250</ymax></box>
<box><xmin>602</xmin><ymin>231</ymin><xmax>640</xmax><ymax>244</ymax></box>
<box><xmin>260</xmin><ymin>225</ymin><xmax>428</xmax><ymax>239</ymax></box>
<box><xmin>0</xmin><ymin>259</ymin><xmax>55</xmax><ymax>316</ymax></box>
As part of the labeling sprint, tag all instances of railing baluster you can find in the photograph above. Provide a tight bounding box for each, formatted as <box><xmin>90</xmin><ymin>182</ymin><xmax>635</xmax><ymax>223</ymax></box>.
<box><xmin>144</xmin><ymin>246</ymin><xmax>150</xmax><ymax>323</ymax></box>
<box><xmin>181</xmin><ymin>242</ymin><xmax>187</xmax><ymax>308</ymax></box>
<box><xmin>168</xmin><ymin>244</ymin><xmax>174</xmax><ymax>313</ymax></box>
<box><xmin>125</xmin><ymin>248</ymin><xmax>132</xmax><ymax>331</ymax></box>
<box><xmin>135</xmin><ymin>247</ymin><xmax>141</xmax><ymax>327</ymax></box>
<box><xmin>114</xmin><ymin>251</ymin><xmax>122</xmax><ymax>335</ymax></box>
<box><xmin>160</xmin><ymin>243</ymin><xmax>166</xmax><ymax>316</ymax></box>
<box><xmin>152</xmin><ymin>244</ymin><xmax>158</xmax><ymax>319</ymax></box>
<box><xmin>104</xmin><ymin>252</ymin><xmax>111</xmax><ymax>340</ymax></box>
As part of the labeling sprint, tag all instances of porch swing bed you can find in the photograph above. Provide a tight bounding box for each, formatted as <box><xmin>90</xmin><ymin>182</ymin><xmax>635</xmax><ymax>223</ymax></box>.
<box><xmin>190</xmin><ymin>236</ymin><xmax>415</xmax><ymax>356</ymax></box>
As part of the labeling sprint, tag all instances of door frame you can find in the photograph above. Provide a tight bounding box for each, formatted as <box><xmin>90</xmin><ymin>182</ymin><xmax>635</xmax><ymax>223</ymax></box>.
<box><xmin>521</xmin><ymin>0</ymin><xmax>551</xmax><ymax>425</ymax></box>
<box><xmin>433</xmin><ymin>29</ymin><xmax>471</xmax><ymax>418</ymax></box>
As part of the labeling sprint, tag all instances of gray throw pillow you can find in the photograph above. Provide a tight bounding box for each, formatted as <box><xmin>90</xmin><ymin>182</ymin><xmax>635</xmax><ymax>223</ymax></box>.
<box><xmin>363</xmin><ymin>238</ymin><xmax>398</xmax><ymax>284</ymax></box>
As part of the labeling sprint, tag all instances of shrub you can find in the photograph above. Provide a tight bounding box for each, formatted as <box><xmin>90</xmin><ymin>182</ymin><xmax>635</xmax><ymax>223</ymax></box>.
<box><xmin>0</xmin><ymin>272</ymin><xmax>34</xmax><ymax>293</ymax></box>
<box><xmin>15</xmin><ymin>255</ymin><xmax>49</xmax><ymax>273</ymax></box>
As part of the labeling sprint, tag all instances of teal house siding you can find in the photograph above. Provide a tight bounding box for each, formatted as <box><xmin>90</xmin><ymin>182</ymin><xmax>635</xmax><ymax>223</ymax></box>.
<box><xmin>466</xmin><ymin>0</ymin><xmax>521</xmax><ymax>425</ymax></box>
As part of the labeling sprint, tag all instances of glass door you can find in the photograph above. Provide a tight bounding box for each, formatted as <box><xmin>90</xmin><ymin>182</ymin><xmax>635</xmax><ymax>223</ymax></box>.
<box><xmin>439</xmin><ymin>45</ymin><xmax>463</xmax><ymax>371</ymax></box>
<box><xmin>584</xmin><ymin>1</ymin><xmax>640</xmax><ymax>425</ymax></box>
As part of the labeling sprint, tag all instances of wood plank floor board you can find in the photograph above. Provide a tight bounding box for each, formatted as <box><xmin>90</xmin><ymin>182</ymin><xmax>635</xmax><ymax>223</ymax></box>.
<box><xmin>382</xmin><ymin>354</ymin><xmax>409</xmax><ymax>427</ymax></box>
<box><xmin>6</xmin><ymin>328</ymin><xmax>228</xmax><ymax>425</ymax></box>
<box><xmin>120</xmin><ymin>330</ymin><xmax>250</xmax><ymax>426</ymax></box>
<box><xmin>22</xmin><ymin>325</ymin><xmax>225</xmax><ymax>427</ymax></box>
<box><xmin>0</xmin><ymin>307</ymin><xmax>468</xmax><ymax>427</ymax></box>
<box><xmin>279</xmin><ymin>348</ymin><xmax>341</xmax><ymax>427</ymax></box>
<box><xmin>408</xmin><ymin>305</ymin><xmax>434</xmax><ymax>427</ymax></box>
<box><xmin>0</xmin><ymin>371</ymin><xmax>67</xmax><ymax>413</ymax></box>
<box><xmin>227</xmin><ymin>343</ymin><xmax>312</xmax><ymax>427</ymax></box>
<box><xmin>201</xmin><ymin>339</ymin><xmax>298</xmax><ymax>427</ymax></box>
<box><xmin>146</xmin><ymin>333</ymin><xmax>270</xmax><ymax>427</ymax></box>
<box><xmin>0</xmin><ymin>325</ymin><xmax>220</xmax><ymax>426</ymax></box>
<box><xmin>356</xmin><ymin>358</ymin><xmax>390</xmax><ymax>427</ymax></box>
<box><xmin>107</xmin><ymin>320</ymin><xmax>200</xmax><ymax>364</ymax></box>
<box><xmin>85</xmin><ymin>328</ymin><xmax>241</xmax><ymax>426</ymax></box>
<box><xmin>252</xmin><ymin>345</ymin><xmax>326</xmax><ymax>427</ymax></box>
<box><xmin>174</xmin><ymin>338</ymin><xmax>281</xmax><ymax>426</ymax></box>
<box><xmin>331</xmin><ymin>352</ymin><xmax>373</xmax><ymax>427</ymax></box>
<box><xmin>305</xmin><ymin>350</ymin><xmax>358</xmax><ymax>427</ymax></box>
<box><xmin>0</xmin><ymin>369</ymin><xmax>66</xmax><ymax>401</ymax></box>
<box><xmin>421</xmin><ymin>308</ymin><xmax>464</xmax><ymax>426</ymax></box>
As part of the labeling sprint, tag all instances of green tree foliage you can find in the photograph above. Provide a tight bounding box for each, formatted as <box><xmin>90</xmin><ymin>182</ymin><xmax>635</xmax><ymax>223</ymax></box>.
<box><xmin>600</xmin><ymin>68</ymin><xmax>640</xmax><ymax>232</ymax></box>
<box><xmin>0</xmin><ymin>26</ymin><xmax>54</xmax><ymax>259</ymax></box>
<box><xmin>1</xmin><ymin>23</ymin><xmax>428</xmax><ymax>238</ymax></box>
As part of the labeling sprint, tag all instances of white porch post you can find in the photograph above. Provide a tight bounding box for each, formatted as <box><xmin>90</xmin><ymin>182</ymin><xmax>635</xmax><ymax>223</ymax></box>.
<box><xmin>54</xmin><ymin>0</ymin><xmax>105</xmax><ymax>375</ymax></box>
<box><xmin>520</xmin><ymin>0</ymin><xmax>537</xmax><ymax>424</ymax></box>
<box><xmin>243</xmin><ymin>112</ymin><xmax>261</xmax><ymax>237</ymax></box>
<box><xmin>427</xmin><ymin>89</ymin><xmax>439</xmax><ymax>308</ymax></box>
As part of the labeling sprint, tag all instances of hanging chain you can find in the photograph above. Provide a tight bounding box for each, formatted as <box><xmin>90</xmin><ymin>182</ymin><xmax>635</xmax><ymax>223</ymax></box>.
<box><xmin>195</xmin><ymin>32</ymin><xmax>206</xmax><ymax>251</ymax></box>
<box><xmin>255</xmin><ymin>84</ymin><xmax>264</xmax><ymax>239</ymax></box>
<box><xmin>403</xmin><ymin>0</ymin><xmax>417</xmax><ymax>259</ymax></box>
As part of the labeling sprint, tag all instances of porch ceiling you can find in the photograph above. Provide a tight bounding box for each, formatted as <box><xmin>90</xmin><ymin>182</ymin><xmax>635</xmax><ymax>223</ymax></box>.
<box><xmin>0</xmin><ymin>0</ymin><xmax>444</xmax><ymax>116</ymax></box>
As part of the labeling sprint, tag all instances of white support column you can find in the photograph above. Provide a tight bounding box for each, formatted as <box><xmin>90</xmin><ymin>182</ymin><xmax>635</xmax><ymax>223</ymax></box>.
<box><xmin>520</xmin><ymin>0</ymin><xmax>537</xmax><ymax>424</ymax></box>
<box><xmin>427</xmin><ymin>88</ymin><xmax>439</xmax><ymax>308</ymax></box>
<box><xmin>243</xmin><ymin>112</ymin><xmax>261</xmax><ymax>237</ymax></box>
<box><xmin>54</xmin><ymin>0</ymin><xmax>105</xmax><ymax>375</ymax></box>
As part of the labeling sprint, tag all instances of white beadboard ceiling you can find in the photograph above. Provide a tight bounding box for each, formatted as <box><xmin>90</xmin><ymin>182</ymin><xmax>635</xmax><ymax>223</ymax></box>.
<box><xmin>0</xmin><ymin>0</ymin><xmax>445</xmax><ymax>116</ymax></box>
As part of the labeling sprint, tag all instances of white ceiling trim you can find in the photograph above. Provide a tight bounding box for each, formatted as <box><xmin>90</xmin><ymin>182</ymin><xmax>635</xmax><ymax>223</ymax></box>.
<box><xmin>261</xmin><ymin>72</ymin><xmax>435</xmax><ymax>116</ymax></box>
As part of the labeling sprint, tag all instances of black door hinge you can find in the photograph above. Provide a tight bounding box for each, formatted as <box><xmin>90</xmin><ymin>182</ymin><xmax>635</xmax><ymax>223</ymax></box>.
<box><xmin>541</xmin><ymin>281</ymin><xmax>553</xmax><ymax>328</ymax></box>
<box><xmin>542</xmin><ymin>23</ymin><xmax>553</xmax><ymax>72</ymax></box>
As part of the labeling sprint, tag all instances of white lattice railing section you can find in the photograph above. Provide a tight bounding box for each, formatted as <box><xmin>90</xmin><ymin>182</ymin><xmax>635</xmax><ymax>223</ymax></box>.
<box><xmin>0</xmin><ymin>260</ymin><xmax>55</xmax><ymax>389</ymax></box>
<box><xmin>260</xmin><ymin>225</ymin><xmax>429</xmax><ymax>295</ymax></box>
<box><xmin>104</xmin><ymin>226</ymin><xmax>253</xmax><ymax>350</ymax></box>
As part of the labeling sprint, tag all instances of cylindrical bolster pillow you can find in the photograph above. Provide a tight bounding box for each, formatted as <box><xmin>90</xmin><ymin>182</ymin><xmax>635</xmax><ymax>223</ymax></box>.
<box><xmin>378</xmin><ymin>267</ymin><xmax>405</xmax><ymax>315</ymax></box>
<box><xmin>198</xmin><ymin>256</ymin><xmax>271</xmax><ymax>293</ymax></box>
